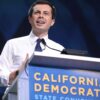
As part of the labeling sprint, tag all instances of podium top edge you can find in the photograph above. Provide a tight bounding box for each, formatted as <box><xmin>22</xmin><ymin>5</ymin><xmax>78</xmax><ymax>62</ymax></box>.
<box><xmin>34</xmin><ymin>52</ymin><xmax>100</xmax><ymax>63</ymax></box>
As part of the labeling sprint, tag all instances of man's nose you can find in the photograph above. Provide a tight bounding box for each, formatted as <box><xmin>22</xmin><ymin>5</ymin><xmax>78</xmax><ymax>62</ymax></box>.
<box><xmin>39</xmin><ymin>13</ymin><xmax>44</xmax><ymax>18</ymax></box>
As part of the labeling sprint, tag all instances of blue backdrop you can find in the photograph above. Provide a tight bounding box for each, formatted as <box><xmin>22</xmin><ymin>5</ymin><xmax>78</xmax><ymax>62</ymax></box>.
<box><xmin>0</xmin><ymin>0</ymin><xmax>100</xmax><ymax>57</ymax></box>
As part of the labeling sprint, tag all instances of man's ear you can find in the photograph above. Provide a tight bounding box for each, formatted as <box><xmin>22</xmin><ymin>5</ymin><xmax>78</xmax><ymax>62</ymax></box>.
<box><xmin>51</xmin><ymin>19</ymin><xmax>55</xmax><ymax>26</ymax></box>
<box><xmin>28</xmin><ymin>16</ymin><xmax>31</xmax><ymax>24</ymax></box>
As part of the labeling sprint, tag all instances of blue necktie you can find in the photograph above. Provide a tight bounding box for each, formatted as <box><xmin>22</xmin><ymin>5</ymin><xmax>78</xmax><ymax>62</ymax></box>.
<box><xmin>35</xmin><ymin>39</ymin><xmax>42</xmax><ymax>51</ymax></box>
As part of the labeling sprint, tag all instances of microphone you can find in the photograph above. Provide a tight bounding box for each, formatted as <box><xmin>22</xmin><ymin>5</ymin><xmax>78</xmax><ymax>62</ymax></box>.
<box><xmin>41</xmin><ymin>39</ymin><xmax>66</xmax><ymax>53</ymax></box>
<box><xmin>41</xmin><ymin>39</ymin><xmax>88</xmax><ymax>56</ymax></box>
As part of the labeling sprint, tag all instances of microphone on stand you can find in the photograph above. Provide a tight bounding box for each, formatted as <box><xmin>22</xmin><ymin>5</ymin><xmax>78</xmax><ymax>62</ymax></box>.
<box><xmin>41</xmin><ymin>39</ymin><xmax>88</xmax><ymax>56</ymax></box>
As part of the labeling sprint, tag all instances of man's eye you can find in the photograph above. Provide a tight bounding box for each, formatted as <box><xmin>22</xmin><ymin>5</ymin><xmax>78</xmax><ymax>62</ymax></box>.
<box><xmin>34</xmin><ymin>11</ymin><xmax>40</xmax><ymax>14</ymax></box>
<box><xmin>44</xmin><ymin>12</ymin><xmax>49</xmax><ymax>15</ymax></box>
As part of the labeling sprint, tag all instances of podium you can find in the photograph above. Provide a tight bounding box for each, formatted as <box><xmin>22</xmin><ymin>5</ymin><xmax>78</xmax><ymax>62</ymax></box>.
<box><xmin>2</xmin><ymin>52</ymin><xmax>100</xmax><ymax>100</ymax></box>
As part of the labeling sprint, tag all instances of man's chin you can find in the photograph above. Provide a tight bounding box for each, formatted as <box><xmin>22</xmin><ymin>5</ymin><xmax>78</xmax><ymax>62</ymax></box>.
<box><xmin>34</xmin><ymin>28</ymin><xmax>47</xmax><ymax>33</ymax></box>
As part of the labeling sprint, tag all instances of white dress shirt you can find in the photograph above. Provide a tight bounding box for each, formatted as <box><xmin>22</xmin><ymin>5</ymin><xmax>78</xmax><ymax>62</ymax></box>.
<box><xmin>0</xmin><ymin>31</ymin><xmax>64</xmax><ymax>85</ymax></box>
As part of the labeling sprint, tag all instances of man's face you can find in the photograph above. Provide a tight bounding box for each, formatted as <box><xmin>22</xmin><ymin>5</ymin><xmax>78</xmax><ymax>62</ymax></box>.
<box><xmin>29</xmin><ymin>4</ymin><xmax>55</xmax><ymax>34</ymax></box>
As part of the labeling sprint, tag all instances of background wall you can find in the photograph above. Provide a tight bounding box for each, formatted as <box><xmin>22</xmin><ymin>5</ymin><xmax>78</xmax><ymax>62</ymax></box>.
<box><xmin>0</xmin><ymin>0</ymin><xmax>100</xmax><ymax>57</ymax></box>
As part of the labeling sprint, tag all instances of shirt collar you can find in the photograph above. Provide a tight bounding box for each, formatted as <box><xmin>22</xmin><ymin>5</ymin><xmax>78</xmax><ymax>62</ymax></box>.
<box><xmin>29</xmin><ymin>31</ymin><xmax>48</xmax><ymax>45</ymax></box>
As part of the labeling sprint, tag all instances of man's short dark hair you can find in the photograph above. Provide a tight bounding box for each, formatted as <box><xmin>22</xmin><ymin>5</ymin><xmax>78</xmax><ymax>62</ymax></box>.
<box><xmin>28</xmin><ymin>0</ymin><xmax>56</xmax><ymax>19</ymax></box>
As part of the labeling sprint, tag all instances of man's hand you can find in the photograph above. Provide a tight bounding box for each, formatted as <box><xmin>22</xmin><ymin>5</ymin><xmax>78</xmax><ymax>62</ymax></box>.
<box><xmin>9</xmin><ymin>70</ymin><xmax>19</xmax><ymax>85</ymax></box>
